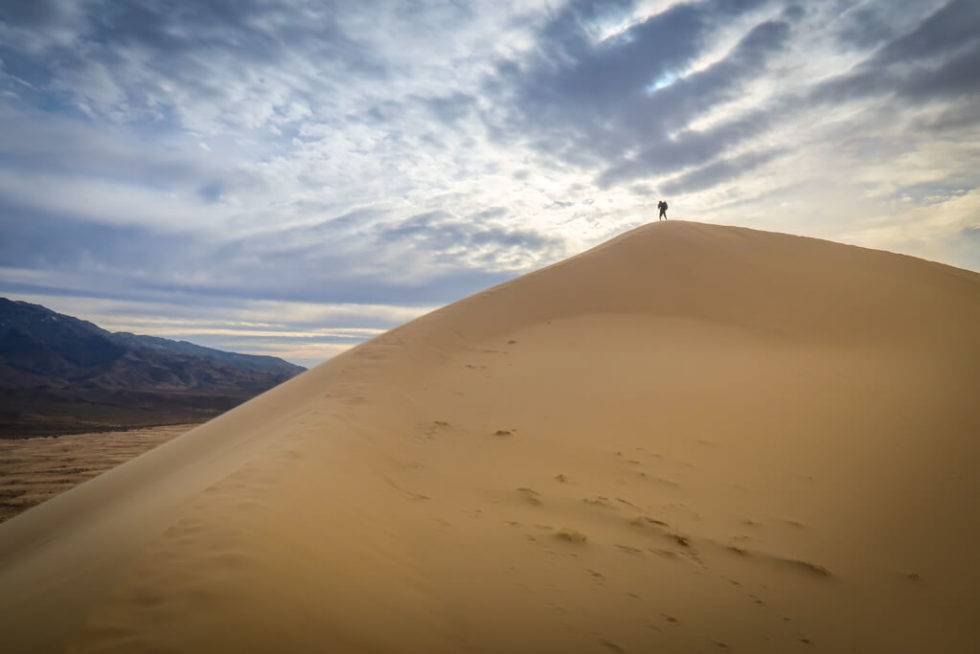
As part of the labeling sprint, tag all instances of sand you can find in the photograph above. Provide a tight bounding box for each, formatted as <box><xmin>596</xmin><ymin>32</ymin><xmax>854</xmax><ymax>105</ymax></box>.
<box><xmin>0</xmin><ymin>425</ymin><xmax>195</xmax><ymax>524</ymax></box>
<box><xmin>0</xmin><ymin>221</ymin><xmax>978</xmax><ymax>653</ymax></box>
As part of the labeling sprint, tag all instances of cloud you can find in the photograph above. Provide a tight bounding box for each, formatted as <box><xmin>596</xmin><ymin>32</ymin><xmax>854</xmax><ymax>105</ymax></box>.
<box><xmin>0</xmin><ymin>200</ymin><xmax>189</xmax><ymax>273</ymax></box>
<box><xmin>660</xmin><ymin>147</ymin><xmax>785</xmax><ymax>195</ymax></box>
<box><xmin>493</xmin><ymin>0</ymin><xmax>784</xmax><ymax>174</ymax></box>
<box><xmin>0</xmin><ymin>0</ymin><xmax>376</xmax><ymax>132</ymax></box>
<box><xmin>375</xmin><ymin>211</ymin><xmax>564</xmax><ymax>269</ymax></box>
<box><xmin>421</xmin><ymin>92</ymin><xmax>478</xmax><ymax>125</ymax></box>
<box><xmin>813</xmin><ymin>0</ymin><xmax>980</xmax><ymax>105</ymax></box>
<box><xmin>0</xmin><ymin>111</ymin><xmax>213</xmax><ymax>182</ymax></box>
<box><xmin>0</xmin><ymin>197</ymin><xmax>532</xmax><ymax>309</ymax></box>
<box><xmin>489</xmin><ymin>0</ymin><xmax>980</xmax><ymax>202</ymax></box>
<box><xmin>1</xmin><ymin>0</ymin><xmax>978</xmax><ymax>366</ymax></box>
<box><xmin>831</xmin><ymin>0</ymin><xmax>938</xmax><ymax>51</ymax></box>
<box><xmin>868</xmin><ymin>0</ymin><xmax>979</xmax><ymax>66</ymax></box>
<box><xmin>0</xmin><ymin>1</ymin><xmax>571</xmax><ymax>312</ymax></box>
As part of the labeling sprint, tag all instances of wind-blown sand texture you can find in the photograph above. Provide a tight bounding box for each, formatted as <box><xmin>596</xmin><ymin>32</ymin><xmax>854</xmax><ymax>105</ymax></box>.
<box><xmin>1</xmin><ymin>221</ymin><xmax>978</xmax><ymax>653</ymax></box>
<box><xmin>0</xmin><ymin>425</ymin><xmax>195</xmax><ymax>524</ymax></box>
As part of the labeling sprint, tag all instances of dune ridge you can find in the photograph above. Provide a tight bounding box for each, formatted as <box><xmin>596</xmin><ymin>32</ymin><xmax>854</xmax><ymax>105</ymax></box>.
<box><xmin>1</xmin><ymin>221</ymin><xmax>978</xmax><ymax>653</ymax></box>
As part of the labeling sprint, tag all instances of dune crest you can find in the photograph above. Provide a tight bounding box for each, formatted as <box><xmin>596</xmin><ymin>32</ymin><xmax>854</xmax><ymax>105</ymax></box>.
<box><xmin>2</xmin><ymin>221</ymin><xmax>978</xmax><ymax>653</ymax></box>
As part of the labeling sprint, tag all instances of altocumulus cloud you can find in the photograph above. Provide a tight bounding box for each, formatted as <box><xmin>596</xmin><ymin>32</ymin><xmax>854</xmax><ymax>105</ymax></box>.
<box><xmin>0</xmin><ymin>0</ymin><xmax>978</xmax><ymax>365</ymax></box>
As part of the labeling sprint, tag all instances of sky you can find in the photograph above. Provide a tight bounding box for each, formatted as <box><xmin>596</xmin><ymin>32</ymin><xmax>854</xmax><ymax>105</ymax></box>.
<box><xmin>1</xmin><ymin>0</ymin><xmax>978</xmax><ymax>368</ymax></box>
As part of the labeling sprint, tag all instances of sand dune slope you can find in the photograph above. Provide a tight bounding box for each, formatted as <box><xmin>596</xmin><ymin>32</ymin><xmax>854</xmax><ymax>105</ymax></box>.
<box><xmin>1</xmin><ymin>221</ymin><xmax>978</xmax><ymax>653</ymax></box>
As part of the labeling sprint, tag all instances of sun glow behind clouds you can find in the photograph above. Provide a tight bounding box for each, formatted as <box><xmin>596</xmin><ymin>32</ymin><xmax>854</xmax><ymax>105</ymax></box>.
<box><xmin>646</xmin><ymin>71</ymin><xmax>681</xmax><ymax>93</ymax></box>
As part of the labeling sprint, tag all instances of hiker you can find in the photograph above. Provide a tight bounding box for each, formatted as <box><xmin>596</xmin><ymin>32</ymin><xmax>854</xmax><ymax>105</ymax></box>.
<box><xmin>658</xmin><ymin>200</ymin><xmax>668</xmax><ymax>220</ymax></box>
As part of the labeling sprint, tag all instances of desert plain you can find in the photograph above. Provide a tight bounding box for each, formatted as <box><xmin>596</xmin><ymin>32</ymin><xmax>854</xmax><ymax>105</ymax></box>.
<box><xmin>0</xmin><ymin>424</ymin><xmax>195</xmax><ymax>524</ymax></box>
<box><xmin>0</xmin><ymin>220</ymin><xmax>978</xmax><ymax>653</ymax></box>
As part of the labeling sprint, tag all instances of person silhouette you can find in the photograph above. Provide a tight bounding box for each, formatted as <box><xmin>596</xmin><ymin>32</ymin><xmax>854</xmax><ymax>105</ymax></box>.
<box><xmin>658</xmin><ymin>200</ymin><xmax>668</xmax><ymax>220</ymax></box>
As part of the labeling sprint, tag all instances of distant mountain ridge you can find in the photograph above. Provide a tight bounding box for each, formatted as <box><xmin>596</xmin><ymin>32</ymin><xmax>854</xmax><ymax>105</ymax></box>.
<box><xmin>0</xmin><ymin>298</ymin><xmax>305</xmax><ymax>437</ymax></box>
<box><xmin>109</xmin><ymin>331</ymin><xmax>301</xmax><ymax>378</ymax></box>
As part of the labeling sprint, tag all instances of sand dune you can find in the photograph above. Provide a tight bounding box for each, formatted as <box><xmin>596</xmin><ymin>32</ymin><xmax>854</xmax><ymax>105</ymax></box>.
<box><xmin>1</xmin><ymin>221</ymin><xmax>978</xmax><ymax>653</ymax></box>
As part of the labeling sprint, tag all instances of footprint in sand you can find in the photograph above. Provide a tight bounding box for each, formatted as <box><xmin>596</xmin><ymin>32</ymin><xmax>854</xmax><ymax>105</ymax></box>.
<box><xmin>555</xmin><ymin>528</ymin><xmax>587</xmax><ymax>543</ymax></box>
<box><xmin>637</xmin><ymin>472</ymin><xmax>680</xmax><ymax>487</ymax></box>
<box><xmin>781</xmin><ymin>559</ymin><xmax>830</xmax><ymax>577</ymax></box>
<box><xmin>615</xmin><ymin>544</ymin><xmax>644</xmax><ymax>556</ymax></box>
<box><xmin>517</xmin><ymin>487</ymin><xmax>542</xmax><ymax>505</ymax></box>
<box><xmin>629</xmin><ymin>516</ymin><xmax>670</xmax><ymax>529</ymax></box>
<box><xmin>649</xmin><ymin>548</ymin><xmax>680</xmax><ymax>560</ymax></box>
<box><xmin>384</xmin><ymin>477</ymin><xmax>431</xmax><ymax>501</ymax></box>
<box><xmin>598</xmin><ymin>638</ymin><xmax>624</xmax><ymax>653</ymax></box>
<box><xmin>721</xmin><ymin>545</ymin><xmax>831</xmax><ymax>578</ymax></box>
<box><xmin>423</xmin><ymin>420</ymin><xmax>450</xmax><ymax>440</ymax></box>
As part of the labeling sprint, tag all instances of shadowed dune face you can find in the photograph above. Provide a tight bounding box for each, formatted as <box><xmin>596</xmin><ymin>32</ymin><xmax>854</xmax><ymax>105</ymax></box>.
<box><xmin>1</xmin><ymin>221</ymin><xmax>978</xmax><ymax>653</ymax></box>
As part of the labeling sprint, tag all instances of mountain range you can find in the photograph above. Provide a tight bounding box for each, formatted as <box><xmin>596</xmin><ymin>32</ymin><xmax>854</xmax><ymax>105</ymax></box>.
<box><xmin>0</xmin><ymin>298</ymin><xmax>305</xmax><ymax>437</ymax></box>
